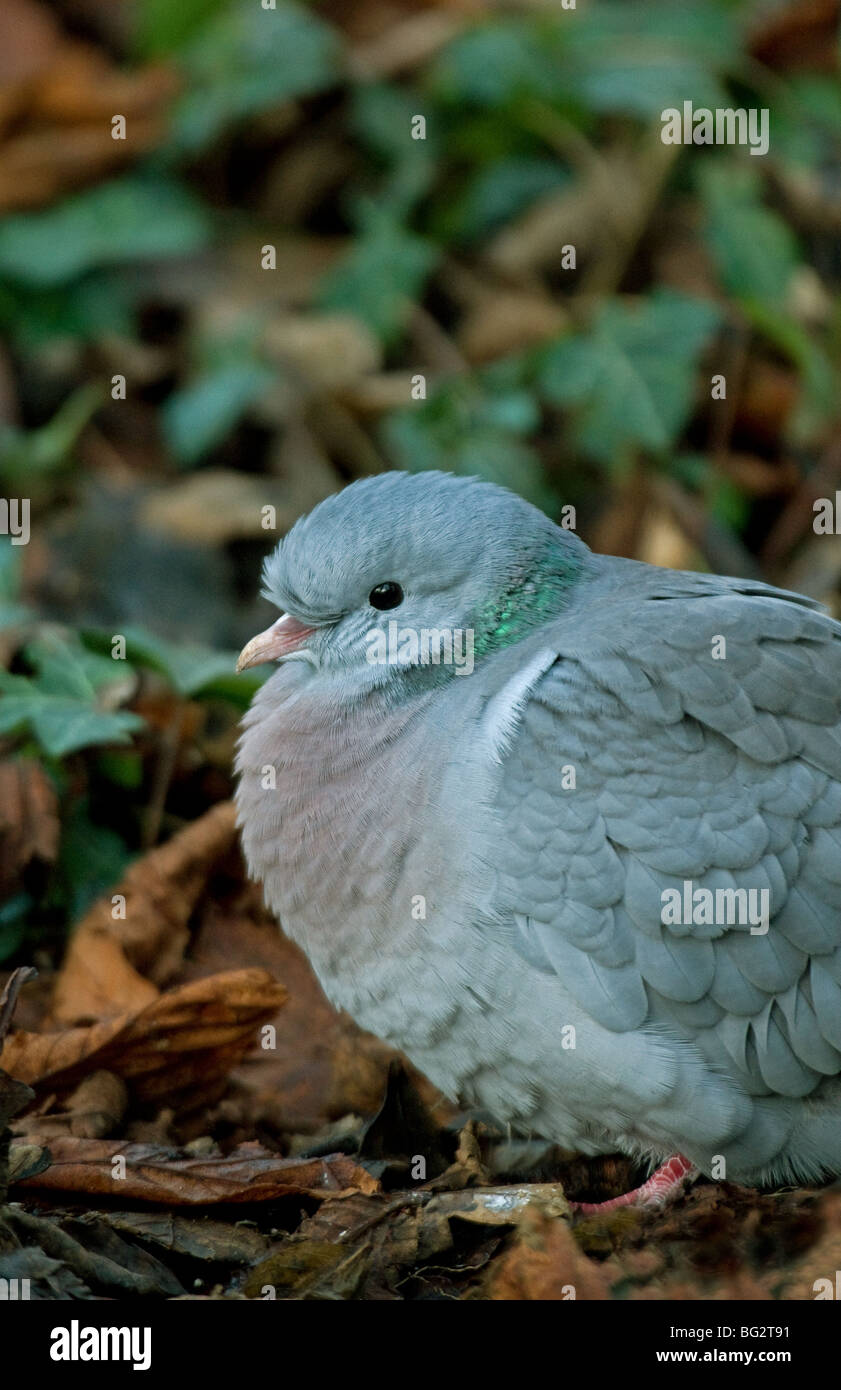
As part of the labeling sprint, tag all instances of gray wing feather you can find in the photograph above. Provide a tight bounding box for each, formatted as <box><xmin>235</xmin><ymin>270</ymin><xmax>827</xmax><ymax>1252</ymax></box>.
<box><xmin>495</xmin><ymin>565</ymin><xmax>841</xmax><ymax>1100</ymax></box>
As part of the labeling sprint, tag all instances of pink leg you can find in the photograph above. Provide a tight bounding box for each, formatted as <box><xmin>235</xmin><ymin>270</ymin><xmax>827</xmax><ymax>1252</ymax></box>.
<box><xmin>571</xmin><ymin>1154</ymin><xmax>698</xmax><ymax>1215</ymax></box>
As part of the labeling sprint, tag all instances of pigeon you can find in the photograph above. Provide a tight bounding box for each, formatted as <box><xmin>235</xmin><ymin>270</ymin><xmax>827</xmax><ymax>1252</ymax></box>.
<box><xmin>235</xmin><ymin>469</ymin><xmax>841</xmax><ymax>1208</ymax></box>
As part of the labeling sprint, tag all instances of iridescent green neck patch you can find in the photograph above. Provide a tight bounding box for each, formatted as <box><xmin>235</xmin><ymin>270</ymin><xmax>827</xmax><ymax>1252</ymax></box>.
<box><xmin>474</xmin><ymin>539</ymin><xmax>586</xmax><ymax>657</ymax></box>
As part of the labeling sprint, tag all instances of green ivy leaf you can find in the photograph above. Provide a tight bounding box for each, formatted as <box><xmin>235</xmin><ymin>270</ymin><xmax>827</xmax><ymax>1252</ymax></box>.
<box><xmin>699</xmin><ymin>163</ymin><xmax>800</xmax><ymax>309</ymax></box>
<box><xmin>453</xmin><ymin>157</ymin><xmax>570</xmax><ymax>240</ymax></box>
<box><xmin>162</xmin><ymin>361</ymin><xmax>275</xmax><ymax>465</ymax></box>
<box><xmin>432</xmin><ymin>19</ymin><xmax>567</xmax><ymax>108</ymax></box>
<box><xmin>96</xmin><ymin>749</ymin><xmax>144</xmax><ymax>790</ymax></box>
<box><xmin>538</xmin><ymin>290</ymin><xmax>721</xmax><ymax>466</ymax></box>
<box><xmin>0</xmin><ymin>177</ymin><xmax>211</xmax><ymax>288</ymax></box>
<box><xmin>769</xmin><ymin>76</ymin><xmax>841</xmax><ymax>169</ymax></box>
<box><xmin>561</xmin><ymin>2</ymin><xmax>734</xmax><ymax>115</ymax></box>
<box><xmin>349</xmin><ymin>83</ymin><xmax>439</xmax><ymax>220</ymax></box>
<box><xmin>381</xmin><ymin>376</ymin><xmax>553</xmax><ymax>509</ymax></box>
<box><xmin>432</xmin><ymin>2</ymin><xmax>732</xmax><ymax>115</ymax></box>
<box><xmin>319</xmin><ymin>210</ymin><xmax>437</xmax><ymax>346</ymax></box>
<box><xmin>170</xmin><ymin>0</ymin><xmax>341</xmax><ymax>153</ymax></box>
<box><xmin>0</xmin><ymin>679</ymin><xmax>144</xmax><ymax>757</ymax></box>
<box><xmin>23</xmin><ymin>634</ymin><xmax>134</xmax><ymax>700</ymax></box>
<box><xmin>82</xmin><ymin>627</ymin><xmax>266</xmax><ymax>702</ymax></box>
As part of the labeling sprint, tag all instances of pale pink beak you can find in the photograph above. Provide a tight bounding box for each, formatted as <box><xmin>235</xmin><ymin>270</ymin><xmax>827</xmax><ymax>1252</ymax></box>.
<box><xmin>236</xmin><ymin>613</ymin><xmax>316</xmax><ymax>671</ymax></box>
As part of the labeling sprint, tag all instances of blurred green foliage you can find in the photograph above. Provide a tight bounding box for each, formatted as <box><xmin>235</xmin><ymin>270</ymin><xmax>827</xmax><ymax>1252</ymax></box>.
<box><xmin>1</xmin><ymin>0</ymin><xmax>837</xmax><ymax>480</ymax></box>
<box><xmin>1</xmin><ymin>0</ymin><xmax>838</xmax><ymax>472</ymax></box>
<box><xmin>162</xmin><ymin>1</ymin><xmax>341</xmax><ymax>154</ymax></box>
<box><xmin>0</xmin><ymin>177</ymin><xmax>211</xmax><ymax>288</ymax></box>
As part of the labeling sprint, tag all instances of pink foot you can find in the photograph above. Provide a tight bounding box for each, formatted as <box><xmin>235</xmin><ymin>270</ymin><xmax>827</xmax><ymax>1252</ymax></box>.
<box><xmin>571</xmin><ymin>1154</ymin><xmax>698</xmax><ymax>1214</ymax></box>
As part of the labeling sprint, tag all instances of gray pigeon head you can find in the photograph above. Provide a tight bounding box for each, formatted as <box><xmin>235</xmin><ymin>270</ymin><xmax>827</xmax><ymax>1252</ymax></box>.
<box><xmin>246</xmin><ymin>471</ymin><xmax>589</xmax><ymax>685</ymax></box>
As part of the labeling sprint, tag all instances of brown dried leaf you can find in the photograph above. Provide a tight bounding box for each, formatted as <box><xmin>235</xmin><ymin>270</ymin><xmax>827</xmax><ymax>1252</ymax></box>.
<box><xmin>0</xmin><ymin>1</ymin><xmax>178</xmax><ymax>210</ymax></box>
<box><xmin>0</xmin><ymin>966</ymin><xmax>38</xmax><ymax>1200</ymax></box>
<box><xmin>456</xmin><ymin>291</ymin><xmax>566</xmax><ymax>363</ymax></box>
<box><xmin>0</xmin><ymin>0</ymin><xmax>62</xmax><ymax>132</ymax></box>
<box><xmin>30</xmin><ymin>47</ymin><xmax>176</xmax><ymax>125</ymax></box>
<box><xmin>489</xmin><ymin>1205</ymin><xmax>610</xmax><ymax>1300</ymax></box>
<box><xmin>263</xmin><ymin>313</ymin><xmax>381</xmax><ymax>390</ymax></box>
<box><xmin>139</xmin><ymin>470</ymin><xmax>298</xmax><ymax>546</ymax></box>
<box><xmin>244</xmin><ymin>1238</ymin><xmax>368</xmax><ymax>1298</ymax></box>
<box><xmin>14</xmin><ymin>1137</ymin><xmax>379</xmax><ymax>1205</ymax></box>
<box><xmin>0</xmin><ymin>758</ymin><xmax>60</xmax><ymax>899</ymax></box>
<box><xmin>4</xmin><ymin>1205</ymin><xmax>185</xmax><ymax>1296</ymax></box>
<box><xmin>51</xmin><ymin>800</ymin><xmax>239</xmax><ymax>1025</ymax></box>
<box><xmin>0</xmin><ymin>121</ymin><xmax>164</xmax><ymax>212</ymax></box>
<box><xmin>2</xmin><ymin>968</ymin><xmax>287</xmax><ymax>1110</ymax></box>
<box><xmin>736</xmin><ymin>360</ymin><xmax>799</xmax><ymax>444</ymax></box>
<box><xmin>749</xmin><ymin>0</ymin><xmax>840</xmax><ymax>74</ymax></box>
<box><xmin>67</xmin><ymin>1070</ymin><xmax>128</xmax><ymax>1138</ymax></box>
<box><xmin>431</xmin><ymin>1183</ymin><xmax>571</xmax><ymax>1229</ymax></box>
<box><xmin>104</xmin><ymin>1209</ymin><xmax>273</xmax><ymax>1265</ymax></box>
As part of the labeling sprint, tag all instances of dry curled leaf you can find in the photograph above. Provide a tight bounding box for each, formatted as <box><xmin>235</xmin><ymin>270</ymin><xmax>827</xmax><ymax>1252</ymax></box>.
<box><xmin>2</xmin><ymin>968</ymin><xmax>287</xmax><ymax>1111</ymax></box>
<box><xmin>14</xmin><ymin>1136</ymin><xmax>379</xmax><ymax>1205</ymax></box>
<box><xmin>489</xmin><ymin>1205</ymin><xmax>610</xmax><ymax>1301</ymax></box>
<box><xmin>0</xmin><ymin>966</ymin><xmax>38</xmax><ymax>1199</ymax></box>
<box><xmin>0</xmin><ymin>758</ymin><xmax>60</xmax><ymax>900</ymax></box>
<box><xmin>67</xmin><ymin>1070</ymin><xmax>129</xmax><ymax>1138</ymax></box>
<box><xmin>139</xmin><ymin>470</ymin><xmax>298</xmax><ymax>546</ymax></box>
<box><xmin>103</xmin><ymin>1210</ymin><xmax>273</xmax><ymax>1265</ymax></box>
<box><xmin>12</xmin><ymin>1069</ymin><xmax>128</xmax><ymax>1140</ymax></box>
<box><xmin>51</xmin><ymin>800</ymin><xmax>239</xmax><ymax>1025</ymax></box>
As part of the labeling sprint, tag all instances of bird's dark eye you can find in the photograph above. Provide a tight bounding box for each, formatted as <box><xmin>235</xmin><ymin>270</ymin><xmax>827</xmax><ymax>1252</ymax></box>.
<box><xmin>369</xmin><ymin>582</ymin><xmax>403</xmax><ymax>611</ymax></box>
